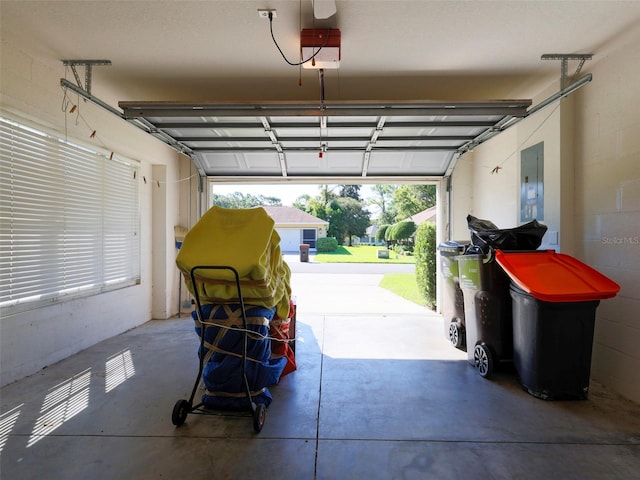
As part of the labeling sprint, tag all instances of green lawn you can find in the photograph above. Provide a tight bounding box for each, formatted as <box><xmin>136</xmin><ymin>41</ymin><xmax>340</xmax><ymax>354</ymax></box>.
<box><xmin>379</xmin><ymin>273</ymin><xmax>428</xmax><ymax>306</ymax></box>
<box><xmin>314</xmin><ymin>245</ymin><xmax>416</xmax><ymax>264</ymax></box>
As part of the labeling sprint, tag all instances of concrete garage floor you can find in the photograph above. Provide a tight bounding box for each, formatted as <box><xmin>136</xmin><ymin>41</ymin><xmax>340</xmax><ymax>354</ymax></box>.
<box><xmin>2</xmin><ymin>256</ymin><xmax>640</xmax><ymax>479</ymax></box>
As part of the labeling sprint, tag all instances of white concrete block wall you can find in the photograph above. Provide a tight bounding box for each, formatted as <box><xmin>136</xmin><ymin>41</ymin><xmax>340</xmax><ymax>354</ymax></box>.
<box><xmin>453</xmin><ymin>103</ymin><xmax>569</xmax><ymax>249</ymax></box>
<box><xmin>451</xmin><ymin>28</ymin><xmax>640</xmax><ymax>403</ymax></box>
<box><xmin>573</xmin><ymin>28</ymin><xmax>640</xmax><ymax>403</ymax></box>
<box><xmin>0</xmin><ymin>41</ymin><xmax>185</xmax><ymax>386</ymax></box>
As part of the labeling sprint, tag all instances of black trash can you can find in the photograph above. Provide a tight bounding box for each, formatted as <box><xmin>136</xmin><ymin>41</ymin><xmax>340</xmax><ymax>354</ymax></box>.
<box><xmin>299</xmin><ymin>244</ymin><xmax>309</xmax><ymax>262</ymax></box>
<box><xmin>458</xmin><ymin>252</ymin><xmax>513</xmax><ymax>378</ymax></box>
<box><xmin>496</xmin><ymin>249</ymin><xmax>620</xmax><ymax>400</ymax></box>
<box><xmin>510</xmin><ymin>284</ymin><xmax>599</xmax><ymax>400</ymax></box>
<box><xmin>438</xmin><ymin>241</ymin><xmax>468</xmax><ymax>350</ymax></box>
<box><xmin>458</xmin><ymin>215</ymin><xmax>549</xmax><ymax>378</ymax></box>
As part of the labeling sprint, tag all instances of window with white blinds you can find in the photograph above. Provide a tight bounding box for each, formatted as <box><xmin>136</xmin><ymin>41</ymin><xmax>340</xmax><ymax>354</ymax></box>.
<box><xmin>0</xmin><ymin>116</ymin><xmax>140</xmax><ymax>314</ymax></box>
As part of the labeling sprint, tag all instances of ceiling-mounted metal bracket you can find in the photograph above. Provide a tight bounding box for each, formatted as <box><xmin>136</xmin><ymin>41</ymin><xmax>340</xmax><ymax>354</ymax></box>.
<box><xmin>61</xmin><ymin>59</ymin><xmax>112</xmax><ymax>95</ymax></box>
<box><xmin>59</xmin><ymin>76</ymin><xmax>205</xmax><ymax>176</ymax></box>
<box><xmin>541</xmin><ymin>53</ymin><xmax>593</xmax><ymax>89</ymax></box>
<box><xmin>453</xmin><ymin>73</ymin><xmax>592</xmax><ymax>163</ymax></box>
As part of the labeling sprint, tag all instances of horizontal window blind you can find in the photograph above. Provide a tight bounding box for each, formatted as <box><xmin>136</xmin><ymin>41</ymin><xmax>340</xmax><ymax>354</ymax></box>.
<box><xmin>0</xmin><ymin>117</ymin><xmax>140</xmax><ymax>313</ymax></box>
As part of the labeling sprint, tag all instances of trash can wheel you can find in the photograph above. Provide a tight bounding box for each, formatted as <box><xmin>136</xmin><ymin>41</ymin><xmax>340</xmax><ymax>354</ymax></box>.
<box><xmin>253</xmin><ymin>403</ymin><xmax>266</xmax><ymax>433</ymax></box>
<box><xmin>448</xmin><ymin>322</ymin><xmax>464</xmax><ymax>349</ymax></box>
<box><xmin>172</xmin><ymin>399</ymin><xmax>190</xmax><ymax>426</ymax></box>
<box><xmin>473</xmin><ymin>344</ymin><xmax>494</xmax><ymax>378</ymax></box>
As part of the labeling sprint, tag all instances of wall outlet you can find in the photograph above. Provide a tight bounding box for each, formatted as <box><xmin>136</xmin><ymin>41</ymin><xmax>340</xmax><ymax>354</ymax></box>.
<box><xmin>258</xmin><ymin>9</ymin><xmax>277</xmax><ymax>19</ymax></box>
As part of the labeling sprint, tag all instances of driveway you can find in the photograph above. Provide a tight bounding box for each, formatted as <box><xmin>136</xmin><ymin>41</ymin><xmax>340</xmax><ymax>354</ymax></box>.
<box><xmin>283</xmin><ymin>254</ymin><xmax>416</xmax><ymax>275</ymax></box>
<box><xmin>282</xmin><ymin>254</ymin><xmax>424</xmax><ymax>317</ymax></box>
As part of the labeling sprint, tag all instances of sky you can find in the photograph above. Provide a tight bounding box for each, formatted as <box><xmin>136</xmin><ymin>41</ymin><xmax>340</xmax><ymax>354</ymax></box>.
<box><xmin>211</xmin><ymin>183</ymin><xmax>376</xmax><ymax>207</ymax></box>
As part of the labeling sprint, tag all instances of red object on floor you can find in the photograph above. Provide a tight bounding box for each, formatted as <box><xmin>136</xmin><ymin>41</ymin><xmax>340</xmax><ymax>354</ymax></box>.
<box><xmin>270</xmin><ymin>299</ymin><xmax>297</xmax><ymax>377</ymax></box>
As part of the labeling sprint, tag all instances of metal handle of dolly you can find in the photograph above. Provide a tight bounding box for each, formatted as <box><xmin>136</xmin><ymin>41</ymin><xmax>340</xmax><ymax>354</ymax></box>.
<box><xmin>188</xmin><ymin>265</ymin><xmax>253</xmax><ymax>410</ymax></box>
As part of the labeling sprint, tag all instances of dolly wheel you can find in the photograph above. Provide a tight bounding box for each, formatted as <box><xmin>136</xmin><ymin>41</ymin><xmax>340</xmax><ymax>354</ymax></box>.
<box><xmin>449</xmin><ymin>323</ymin><xmax>464</xmax><ymax>349</ymax></box>
<box><xmin>253</xmin><ymin>403</ymin><xmax>266</xmax><ymax>433</ymax></box>
<box><xmin>473</xmin><ymin>344</ymin><xmax>494</xmax><ymax>378</ymax></box>
<box><xmin>172</xmin><ymin>399</ymin><xmax>190</xmax><ymax>426</ymax></box>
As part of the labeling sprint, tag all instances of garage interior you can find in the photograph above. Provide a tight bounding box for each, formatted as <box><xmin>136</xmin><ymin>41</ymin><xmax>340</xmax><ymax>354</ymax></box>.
<box><xmin>1</xmin><ymin>1</ymin><xmax>639</xmax><ymax>478</ymax></box>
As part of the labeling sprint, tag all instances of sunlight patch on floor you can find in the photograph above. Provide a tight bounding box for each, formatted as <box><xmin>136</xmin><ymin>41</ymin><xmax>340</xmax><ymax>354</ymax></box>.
<box><xmin>0</xmin><ymin>404</ymin><xmax>23</xmax><ymax>453</ymax></box>
<box><xmin>27</xmin><ymin>369</ymin><xmax>91</xmax><ymax>447</ymax></box>
<box><xmin>105</xmin><ymin>349</ymin><xmax>135</xmax><ymax>393</ymax></box>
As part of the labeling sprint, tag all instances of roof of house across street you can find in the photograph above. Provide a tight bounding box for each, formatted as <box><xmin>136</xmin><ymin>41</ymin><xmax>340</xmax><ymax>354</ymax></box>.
<box><xmin>262</xmin><ymin>205</ymin><xmax>328</xmax><ymax>226</ymax></box>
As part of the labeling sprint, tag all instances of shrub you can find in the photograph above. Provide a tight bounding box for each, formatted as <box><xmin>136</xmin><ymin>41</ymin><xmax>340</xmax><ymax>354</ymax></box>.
<box><xmin>316</xmin><ymin>237</ymin><xmax>339</xmax><ymax>252</ymax></box>
<box><xmin>376</xmin><ymin>224</ymin><xmax>389</xmax><ymax>242</ymax></box>
<box><xmin>414</xmin><ymin>222</ymin><xmax>437</xmax><ymax>309</ymax></box>
<box><xmin>386</xmin><ymin>223</ymin><xmax>397</xmax><ymax>240</ymax></box>
<box><xmin>389</xmin><ymin>221</ymin><xmax>416</xmax><ymax>241</ymax></box>
<box><xmin>392</xmin><ymin>244</ymin><xmax>414</xmax><ymax>255</ymax></box>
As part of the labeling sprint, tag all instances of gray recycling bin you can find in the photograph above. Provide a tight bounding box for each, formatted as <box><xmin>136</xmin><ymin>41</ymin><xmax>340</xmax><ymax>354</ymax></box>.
<box><xmin>438</xmin><ymin>241</ymin><xmax>468</xmax><ymax>350</ymax></box>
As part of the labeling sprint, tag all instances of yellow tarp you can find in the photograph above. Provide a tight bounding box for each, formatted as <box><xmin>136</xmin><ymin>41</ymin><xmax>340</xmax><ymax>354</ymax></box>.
<box><xmin>176</xmin><ymin>206</ymin><xmax>291</xmax><ymax>318</ymax></box>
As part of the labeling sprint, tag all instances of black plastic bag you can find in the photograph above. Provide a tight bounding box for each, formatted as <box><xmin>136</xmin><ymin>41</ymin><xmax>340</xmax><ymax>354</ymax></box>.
<box><xmin>467</xmin><ymin>214</ymin><xmax>547</xmax><ymax>253</ymax></box>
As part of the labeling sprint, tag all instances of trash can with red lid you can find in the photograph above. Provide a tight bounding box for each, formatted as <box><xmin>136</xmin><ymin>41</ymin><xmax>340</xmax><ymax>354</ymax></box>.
<box><xmin>496</xmin><ymin>250</ymin><xmax>620</xmax><ymax>400</ymax></box>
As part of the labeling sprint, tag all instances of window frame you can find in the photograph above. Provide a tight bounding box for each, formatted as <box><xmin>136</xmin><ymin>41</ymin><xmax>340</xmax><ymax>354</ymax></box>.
<box><xmin>0</xmin><ymin>115</ymin><xmax>141</xmax><ymax>315</ymax></box>
<box><xmin>302</xmin><ymin>228</ymin><xmax>317</xmax><ymax>248</ymax></box>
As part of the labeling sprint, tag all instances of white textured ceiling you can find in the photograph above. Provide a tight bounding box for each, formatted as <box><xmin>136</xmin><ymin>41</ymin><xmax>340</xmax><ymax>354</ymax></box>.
<box><xmin>2</xmin><ymin>0</ymin><xmax>639</xmax><ymax>101</ymax></box>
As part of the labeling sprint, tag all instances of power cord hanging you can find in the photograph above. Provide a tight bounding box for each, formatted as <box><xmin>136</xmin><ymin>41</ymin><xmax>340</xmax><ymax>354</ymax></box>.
<box><xmin>268</xmin><ymin>11</ymin><xmax>331</xmax><ymax>67</ymax></box>
<box><xmin>298</xmin><ymin>0</ymin><xmax>303</xmax><ymax>85</ymax></box>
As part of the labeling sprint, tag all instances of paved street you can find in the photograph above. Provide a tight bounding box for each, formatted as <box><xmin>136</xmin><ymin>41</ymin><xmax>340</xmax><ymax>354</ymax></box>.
<box><xmin>282</xmin><ymin>253</ymin><xmax>415</xmax><ymax>275</ymax></box>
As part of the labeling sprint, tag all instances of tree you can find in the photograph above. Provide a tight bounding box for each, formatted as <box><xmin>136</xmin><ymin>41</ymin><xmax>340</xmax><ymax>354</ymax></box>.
<box><xmin>318</xmin><ymin>184</ymin><xmax>338</xmax><ymax>207</ymax></box>
<box><xmin>260</xmin><ymin>195</ymin><xmax>281</xmax><ymax>206</ymax></box>
<box><xmin>306</xmin><ymin>197</ymin><xmax>329</xmax><ymax>221</ymax></box>
<box><xmin>388</xmin><ymin>221</ymin><xmax>416</xmax><ymax>242</ymax></box>
<box><xmin>376</xmin><ymin>224</ymin><xmax>390</xmax><ymax>243</ymax></box>
<box><xmin>368</xmin><ymin>184</ymin><xmax>397</xmax><ymax>224</ymax></box>
<box><xmin>339</xmin><ymin>185</ymin><xmax>362</xmax><ymax>201</ymax></box>
<box><xmin>292</xmin><ymin>194</ymin><xmax>311</xmax><ymax>211</ymax></box>
<box><xmin>211</xmin><ymin>192</ymin><xmax>281</xmax><ymax>208</ymax></box>
<box><xmin>393</xmin><ymin>184</ymin><xmax>436</xmax><ymax>220</ymax></box>
<box><xmin>326</xmin><ymin>197</ymin><xmax>370</xmax><ymax>246</ymax></box>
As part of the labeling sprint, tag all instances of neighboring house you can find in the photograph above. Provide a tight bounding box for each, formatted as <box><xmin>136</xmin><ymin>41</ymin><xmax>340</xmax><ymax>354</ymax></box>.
<box><xmin>361</xmin><ymin>225</ymin><xmax>384</xmax><ymax>246</ymax></box>
<box><xmin>359</xmin><ymin>208</ymin><xmax>437</xmax><ymax>245</ymax></box>
<box><xmin>262</xmin><ymin>205</ymin><xmax>328</xmax><ymax>253</ymax></box>
<box><xmin>408</xmin><ymin>206</ymin><xmax>437</xmax><ymax>225</ymax></box>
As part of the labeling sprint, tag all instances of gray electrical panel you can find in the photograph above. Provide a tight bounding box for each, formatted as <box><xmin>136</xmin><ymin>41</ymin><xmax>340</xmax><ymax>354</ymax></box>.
<box><xmin>520</xmin><ymin>142</ymin><xmax>544</xmax><ymax>222</ymax></box>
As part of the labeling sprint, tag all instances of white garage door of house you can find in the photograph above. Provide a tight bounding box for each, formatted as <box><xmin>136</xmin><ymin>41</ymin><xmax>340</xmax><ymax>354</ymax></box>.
<box><xmin>277</xmin><ymin>229</ymin><xmax>301</xmax><ymax>253</ymax></box>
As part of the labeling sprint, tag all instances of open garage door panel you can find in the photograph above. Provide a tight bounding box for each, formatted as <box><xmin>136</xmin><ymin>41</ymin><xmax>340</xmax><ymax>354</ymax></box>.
<box><xmin>119</xmin><ymin>100</ymin><xmax>531</xmax><ymax>180</ymax></box>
